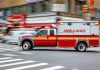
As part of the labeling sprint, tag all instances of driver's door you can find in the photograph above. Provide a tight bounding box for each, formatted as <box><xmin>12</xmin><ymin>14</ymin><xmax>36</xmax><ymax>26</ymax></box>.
<box><xmin>34</xmin><ymin>29</ymin><xmax>49</xmax><ymax>46</ymax></box>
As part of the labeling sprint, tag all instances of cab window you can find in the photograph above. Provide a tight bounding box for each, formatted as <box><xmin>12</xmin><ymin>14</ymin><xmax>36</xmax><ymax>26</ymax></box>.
<box><xmin>50</xmin><ymin>30</ymin><xmax>54</xmax><ymax>35</ymax></box>
<box><xmin>37</xmin><ymin>30</ymin><xmax>47</xmax><ymax>36</ymax></box>
<box><xmin>19</xmin><ymin>32</ymin><xmax>25</xmax><ymax>35</ymax></box>
<box><xmin>8</xmin><ymin>32</ymin><xmax>13</xmax><ymax>36</ymax></box>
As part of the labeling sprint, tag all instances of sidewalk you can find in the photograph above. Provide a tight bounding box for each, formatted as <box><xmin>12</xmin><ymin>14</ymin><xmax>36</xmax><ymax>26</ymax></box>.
<box><xmin>88</xmin><ymin>47</ymin><xmax>100</xmax><ymax>51</ymax></box>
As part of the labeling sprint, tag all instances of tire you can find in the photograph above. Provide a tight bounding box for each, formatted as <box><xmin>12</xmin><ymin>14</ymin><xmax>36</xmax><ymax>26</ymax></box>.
<box><xmin>22</xmin><ymin>41</ymin><xmax>33</xmax><ymax>51</ymax></box>
<box><xmin>76</xmin><ymin>42</ymin><xmax>87</xmax><ymax>52</ymax></box>
<box><xmin>74</xmin><ymin>47</ymin><xmax>78</xmax><ymax>51</ymax></box>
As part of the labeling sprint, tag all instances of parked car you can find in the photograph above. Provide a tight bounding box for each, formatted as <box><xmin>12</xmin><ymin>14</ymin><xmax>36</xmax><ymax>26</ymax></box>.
<box><xmin>2</xmin><ymin>30</ymin><xmax>36</xmax><ymax>44</ymax></box>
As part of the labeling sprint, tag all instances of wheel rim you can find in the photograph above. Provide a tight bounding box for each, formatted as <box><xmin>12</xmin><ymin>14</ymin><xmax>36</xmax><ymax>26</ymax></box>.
<box><xmin>78</xmin><ymin>44</ymin><xmax>86</xmax><ymax>51</ymax></box>
<box><xmin>23</xmin><ymin>42</ymin><xmax>30</xmax><ymax>50</ymax></box>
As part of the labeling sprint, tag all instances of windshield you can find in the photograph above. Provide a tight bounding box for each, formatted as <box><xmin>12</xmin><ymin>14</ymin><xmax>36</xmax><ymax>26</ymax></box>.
<box><xmin>8</xmin><ymin>32</ymin><xmax>13</xmax><ymax>36</ymax></box>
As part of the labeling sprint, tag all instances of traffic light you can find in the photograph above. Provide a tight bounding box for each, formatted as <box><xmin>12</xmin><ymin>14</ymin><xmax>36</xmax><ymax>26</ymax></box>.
<box><xmin>89</xmin><ymin>7</ymin><xmax>94</xmax><ymax>11</ymax></box>
<box><xmin>82</xmin><ymin>5</ymin><xmax>88</xmax><ymax>13</ymax></box>
<box><xmin>89</xmin><ymin>0</ymin><xmax>94</xmax><ymax>11</ymax></box>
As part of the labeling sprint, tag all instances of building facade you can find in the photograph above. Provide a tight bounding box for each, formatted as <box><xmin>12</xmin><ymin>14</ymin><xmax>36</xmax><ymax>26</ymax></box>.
<box><xmin>94</xmin><ymin>0</ymin><xmax>100</xmax><ymax>20</ymax></box>
<box><xmin>0</xmin><ymin>0</ymin><xmax>87</xmax><ymax>20</ymax></box>
<box><xmin>0</xmin><ymin>0</ymin><xmax>99</xmax><ymax>20</ymax></box>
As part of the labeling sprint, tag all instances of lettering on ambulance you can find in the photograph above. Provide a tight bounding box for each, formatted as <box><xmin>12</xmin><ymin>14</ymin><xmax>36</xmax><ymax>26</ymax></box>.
<box><xmin>64</xmin><ymin>29</ymin><xmax>86</xmax><ymax>33</ymax></box>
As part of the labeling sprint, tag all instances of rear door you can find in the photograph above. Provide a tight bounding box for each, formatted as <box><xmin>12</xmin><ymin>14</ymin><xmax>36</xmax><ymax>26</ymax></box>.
<box><xmin>90</xmin><ymin>22</ymin><xmax>99</xmax><ymax>46</ymax></box>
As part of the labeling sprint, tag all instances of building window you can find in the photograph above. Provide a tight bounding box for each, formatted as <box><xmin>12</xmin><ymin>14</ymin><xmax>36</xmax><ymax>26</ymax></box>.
<box><xmin>9</xmin><ymin>0</ymin><xmax>51</xmax><ymax>15</ymax></box>
<box><xmin>28</xmin><ymin>0</ymin><xmax>51</xmax><ymax>14</ymax></box>
<box><xmin>41</xmin><ymin>1</ymin><xmax>50</xmax><ymax>12</ymax></box>
<box><xmin>64</xmin><ymin>0</ymin><xmax>70</xmax><ymax>12</ymax></box>
<box><xmin>75</xmin><ymin>0</ymin><xmax>86</xmax><ymax>15</ymax></box>
<box><xmin>95</xmin><ymin>9</ymin><xmax>100</xmax><ymax>19</ymax></box>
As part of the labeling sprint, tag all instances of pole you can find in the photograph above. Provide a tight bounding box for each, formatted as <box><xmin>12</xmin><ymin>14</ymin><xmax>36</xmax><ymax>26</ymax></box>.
<box><xmin>98</xmin><ymin>20</ymin><xmax>100</xmax><ymax>47</ymax></box>
<box><xmin>99</xmin><ymin>20</ymin><xmax>100</xmax><ymax>47</ymax></box>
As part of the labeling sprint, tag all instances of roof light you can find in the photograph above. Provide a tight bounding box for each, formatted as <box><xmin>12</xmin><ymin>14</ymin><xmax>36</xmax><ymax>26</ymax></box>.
<box><xmin>95</xmin><ymin>22</ymin><xmax>99</xmax><ymax>25</ymax></box>
<box><xmin>45</xmin><ymin>27</ymin><xmax>51</xmax><ymax>28</ymax></box>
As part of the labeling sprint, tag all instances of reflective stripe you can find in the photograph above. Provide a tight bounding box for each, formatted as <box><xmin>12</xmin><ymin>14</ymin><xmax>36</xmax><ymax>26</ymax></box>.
<box><xmin>58</xmin><ymin>37</ymin><xmax>99</xmax><ymax>40</ymax></box>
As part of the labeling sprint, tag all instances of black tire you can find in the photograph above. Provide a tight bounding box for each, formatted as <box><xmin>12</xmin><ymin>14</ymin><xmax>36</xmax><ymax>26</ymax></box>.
<box><xmin>74</xmin><ymin>47</ymin><xmax>78</xmax><ymax>51</ymax></box>
<box><xmin>76</xmin><ymin>42</ymin><xmax>87</xmax><ymax>52</ymax></box>
<box><xmin>22</xmin><ymin>41</ymin><xmax>33</xmax><ymax>51</ymax></box>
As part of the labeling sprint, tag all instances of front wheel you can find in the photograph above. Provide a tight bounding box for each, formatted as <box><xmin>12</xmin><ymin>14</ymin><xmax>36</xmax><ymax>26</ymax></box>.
<box><xmin>76</xmin><ymin>42</ymin><xmax>87</xmax><ymax>52</ymax></box>
<box><xmin>22</xmin><ymin>41</ymin><xmax>33</xmax><ymax>51</ymax></box>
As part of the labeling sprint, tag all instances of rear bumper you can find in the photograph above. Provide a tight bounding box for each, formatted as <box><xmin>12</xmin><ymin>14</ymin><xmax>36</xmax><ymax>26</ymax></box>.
<box><xmin>18</xmin><ymin>41</ymin><xmax>22</xmax><ymax>46</ymax></box>
<box><xmin>7</xmin><ymin>41</ymin><xmax>18</xmax><ymax>45</ymax></box>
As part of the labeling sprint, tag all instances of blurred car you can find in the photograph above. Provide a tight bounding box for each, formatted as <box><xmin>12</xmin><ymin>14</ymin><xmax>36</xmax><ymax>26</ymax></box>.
<box><xmin>0</xmin><ymin>32</ymin><xmax>4</xmax><ymax>42</ymax></box>
<box><xmin>2</xmin><ymin>30</ymin><xmax>36</xmax><ymax>44</ymax></box>
<box><xmin>0</xmin><ymin>19</ymin><xmax>8</xmax><ymax>27</ymax></box>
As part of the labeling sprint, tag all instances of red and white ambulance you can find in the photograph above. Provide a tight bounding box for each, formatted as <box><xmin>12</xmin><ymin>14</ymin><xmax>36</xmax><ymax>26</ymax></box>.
<box><xmin>19</xmin><ymin>21</ymin><xmax>100</xmax><ymax>52</ymax></box>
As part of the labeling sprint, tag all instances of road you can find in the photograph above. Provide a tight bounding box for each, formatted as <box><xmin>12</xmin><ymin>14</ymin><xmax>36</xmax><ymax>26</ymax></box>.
<box><xmin>0</xmin><ymin>43</ymin><xmax>100</xmax><ymax>70</ymax></box>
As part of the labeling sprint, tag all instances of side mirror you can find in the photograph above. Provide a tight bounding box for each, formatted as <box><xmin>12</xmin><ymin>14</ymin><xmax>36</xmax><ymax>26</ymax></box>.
<box><xmin>34</xmin><ymin>34</ymin><xmax>38</xmax><ymax>37</ymax></box>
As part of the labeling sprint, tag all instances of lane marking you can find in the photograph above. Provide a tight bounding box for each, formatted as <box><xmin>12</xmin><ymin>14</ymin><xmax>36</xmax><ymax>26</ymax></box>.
<box><xmin>0</xmin><ymin>50</ymin><xmax>7</xmax><ymax>52</ymax></box>
<box><xmin>6</xmin><ymin>63</ymin><xmax>48</xmax><ymax>70</ymax></box>
<box><xmin>12</xmin><ymin>47</ymin><xmax>20</xmax><ymax>50</ymax></box>
<box><xmin>19</xmin><ymin>52</ymin><xmax>32</xmax><ymax>55</ymax></box>
<box><xmin>41</xmin><ymin>66</ymin><xmax>65</xmax><ymax>70</ymax></box>
<box><xmin>0</xmin><ymin>54</ymin><xmax>18</xmax><ymax>56</ymax></box>
<box><xmin>0</xmin><ymin>57</ymin><xmax>11</xmax><ymax>60</ymax></box>
<box><xmin>0</xmin><ymin>48</ymin><xmax>11</xmax><ymax>50</ymax></box>
<box><xmin>72</xmin><ymin>69</ymin><xmax>80</xmax><ymax>70</ymax></box>
<box><xmin>0</xmin><ymin>48</ymin><xmax>19</xmax><ymax>51</ymax></box>
<box><xmin>0</xmin><ymin>59</ymin><xmax>23</xmax><ymax>63</ymax></box>
<box><xmin>0</xmin><ymin>61</ymin><xmax>35</xmax><ymax>67</ymax></box>
<box><xmin>0</xmin><ymin>48</ymin><xmax>15</xmax><ymax>50</ymax></box>
<box><xmin>0</xmin><ymin>48</ymin><xmax>12</xmax><ymax>52</ymax></box>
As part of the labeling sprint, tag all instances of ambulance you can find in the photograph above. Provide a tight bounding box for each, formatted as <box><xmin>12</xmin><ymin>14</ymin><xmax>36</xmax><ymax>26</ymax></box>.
<box><xmin>19</xmin><ymin>21</ymin><xmax>100</xmax><ymax>52</ymax></box>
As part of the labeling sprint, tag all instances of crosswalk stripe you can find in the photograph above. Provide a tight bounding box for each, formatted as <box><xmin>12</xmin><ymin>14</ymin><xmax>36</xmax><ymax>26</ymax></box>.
<box><xmin>0</xmin><ymin>57</ymin><xmax>11</xmax><ymax>60</ymax></box>
<box><xmin>0</xmin><ymin>50</ymin><xmax>6</xmax><ymax>52</ymax></box>
<box><xmin>0</xmin><ymin>61</ymin><xmax>35</xmax><ymax>67</ymax></box>
<box><xmin>41</xmin><ymin>66</ymin><xmax>65</xmax><ymax>70</ymax></box>
<box><xmin>6</xmin><ymin>63</ymin><xmax>49</xmax><ymax>70</ymax></box>
<box><xmin>0</xmin><ymin>49</ymin><xmax>11</xmax><ymax>52</ymax></box>
<box><xmin>1</xmin><ymin>54</ymin><xmax>18</xmax><ymax>56</ymax></box>
<box><xmin>0</xmin><ymin>48</ymin><xmax>11</xmax><ymax>50</ymax></box>
<box><xmin>0</xmin><ymin>59</ymin><xmax>23</xmax><ymax>63</ymax></box>
<box><xmin>0</xmin><ymin>48</ymin><xmax>18</xmax><ymax>52</ymax></box>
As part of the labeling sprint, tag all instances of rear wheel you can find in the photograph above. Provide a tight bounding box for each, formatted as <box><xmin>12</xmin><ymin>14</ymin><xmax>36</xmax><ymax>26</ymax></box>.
<box><xmin>76</xmin><ymin>42</ymin><xmax>87</xmax><ymax>52</ymax></box>
<box><xmin>22</xmin><ymin>41</ymin><xmax>33</xmax><ymax>51</ymax></box>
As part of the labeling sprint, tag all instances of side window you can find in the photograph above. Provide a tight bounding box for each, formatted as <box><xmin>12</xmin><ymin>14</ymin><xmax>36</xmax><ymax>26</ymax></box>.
<box><xmin>30</xmin><ymin>32</ymin><xmax>36</xmax><ymax>35</ymax></box>
<box><xmin>86</xmin><ymin>22</ymin><xmax>90</xmax><ymax>25</ymax></box>
<box><xmin>68</xmin><ymin>22</ymin><xmax>72</xmax><ymax>26</ymax></box>
<box><xmin>20</xmin><ymin>32</ymin><xmax>25</xmax><ymax>35</ymax></box>
<box><xmin>8</xmin><ymin>32</ymin><xmax>13</xmax><ymax>36</ymax></box>
<box><xmin>37</xmin><ymin>30</ymin><xmax>47</xmax><ymax>36</ymax></box>
<box><xmin>50</xmin><ymin>30</ymin><xmax>54</xmax><ymax>35</ymax></box>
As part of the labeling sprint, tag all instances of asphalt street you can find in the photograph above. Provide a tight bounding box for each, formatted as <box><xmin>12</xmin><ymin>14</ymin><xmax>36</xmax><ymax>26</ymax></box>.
<box><xmin>0</xmin><ymin>43</ymin><xmax>100</xmax><ymax>70</ymax></box>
